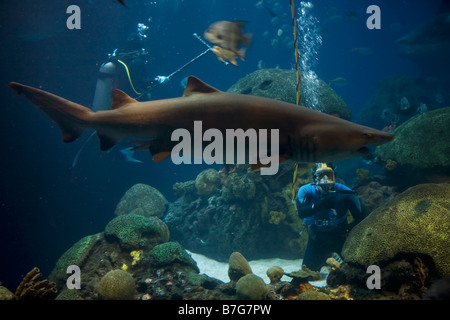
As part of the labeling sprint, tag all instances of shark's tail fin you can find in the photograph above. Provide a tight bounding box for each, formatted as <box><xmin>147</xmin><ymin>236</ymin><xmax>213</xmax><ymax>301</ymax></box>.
<box><xmin>10</xmin><ymin>82</ymin><xmax>94</xmax><ymax>143</ymax></box>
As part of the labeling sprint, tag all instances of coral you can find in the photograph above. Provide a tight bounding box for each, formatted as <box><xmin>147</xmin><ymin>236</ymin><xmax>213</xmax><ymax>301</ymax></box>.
<box><xmin>195</xmin><ymin>169</ymin><xmax>221</xmax><ymax>196</ymax></box>
<box><xmin>142</xmin><ymin>293</ymin><xmax>151</xmax><ymax>300</ymax></box>
<box><xmin>165</xmin><ymin>164</ymin><xmax>309</xmax><ymax>262</ymax></box>
<box><xmin>115</xmin><ymin>183</ymin><xmax>168</xmax><ymax>218</ymax></box>
<box><xmin>355</xmin><ymin>181</ymin><xmax>397</xmax><ymax>215</ymax></box>
<box><xmin>414</xmin><ymin>257</ymin><xmax>427</xmax><ymax>288</ymax></box>
<box><xmin>173</xmin><ymin>180</ymin><xmax>196</xmax><ymax>197</ymax></box>
<box><xmin>268</xmin><ymin>211</ymin><xmax>286</xmax><ymax>225</ymax></box>
<box><xmin>376</xmin><ymin>108</ymin><xmax>450</xmax><ymax>179</ymax></box>
<box><xmin>326</xmin><ymin>257</ymin><xmax>341</xmax><ymax>270</ymax></box>
<box><xmin>0</xmin><ymin>286</ymin><xmax>14</xmax><ymax>300</ymax></box>
<box><xmin>14</xmin><ymin>267</ymin><xmax>57</xmax><ymax>300</ymax></box>
<box><xmin>266</xmin><ymin>266</ymin><xmax>284</xmax><ymax>285</ymax></box>
<box><xmin>297</xmin><ymin>291</ymin><xmax>331</xmax><ymax>300</ymax></box>
<box><xmin>54</xmin><ymin>287</ymin><xmax>83</xmax><ymax>300</ymax></box>
<box><xmin>385</xmin><ymin>159</ymin><xmax>397</xmax><ymax>171</ymax></box>
<box><xmin>221</xmin><ymin>172</ymin><xmax>256</xmax><ymax>202</ymax></box>
<box><xmin>130</xmin><ymin>250</ymin><xmax>143</xmax><ymax>266</ymax></box>
<box><xmin>356</xmin><ymin>168</ymin><xmax>370</xmax><ymax>182</ymax></box>
<box><xmin>329</xmin><ymin>285</ymin><xmax>354</xmax><ymax>300</ymax></box>
<box><xmin>285</xmin><ymin>266</ymin><xmax>320</xmax><ymax>285</ymax></box>
<box><xmin>49</xmin><ymin>233</ymin><xmax>102</xmax><ymax>288</ymax></box>
<box><xmin>228</xmin><ymin>252</ymin><xmax>253</xmax><ymax>282</ymax></box>
<box><xmin>227</xmin><ymin>68</ymin><xmax>352</xmax><ymax>120</ymax></box>
<box><xmin>148</xmin><ymin>242</ymin><xmax>199</xmax><ymax>272</ymax></box>
<box><xmin>235</xmin><ymin>274</ymin><xmax>269</xmax><ymax>300</ymax></box>
<box><xmin>342</xmin><ymin>183</ymin><xmax>450</xmax><ymax>277</ymax></box>
<box><xmin>105</xmin><ymin>214</ymin><xmax>169</xmax><ymax>251</ymax></box>
<box><xmin>98</xmin><ymin>269</ymin><xmax>135</xmax><ymax>300</ymax></box>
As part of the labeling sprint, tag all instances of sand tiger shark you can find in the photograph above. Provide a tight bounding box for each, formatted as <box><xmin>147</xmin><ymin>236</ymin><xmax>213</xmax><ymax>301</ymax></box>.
<box><xmin>9</xmin><ymin>76</ymin><xmax>394</xmax><ymax>173</ymax></box>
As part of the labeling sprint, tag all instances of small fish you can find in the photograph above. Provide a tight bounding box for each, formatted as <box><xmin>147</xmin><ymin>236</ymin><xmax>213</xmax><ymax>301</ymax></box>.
<box><xmin>350</xmin><ymin>47</ymin><xmax>373</xmax><ymax>55</ymax></box>
<box><xmin>116</xmin><ymin>0</ymin><xmax>127</xmax><ymax>7</ymax></box>
<box><xmin>417</xmin><ymin>103</ymin><xmax>428</xmax><ymax>115</ymax></box>
<box><xmin>345</xmin><ymin>11</ymin><xmax>358</xmax><ymax>21</ymax></box>
<box><xmin>277</xmin><ymin>28</ymin><xmax>283</xmax><ymax>38</ymax></box>
<box><xmin>211</xmin><ymin>46</ymin><xmax>245</xmax><ymax>66</ymax></box>
<box><xmin>204</xmin><ymin>21</ymin><xmax>252</xmax><ymax>54</ymax></box>
<box><xmin>328</xmin><ymin>77</ymin><xmax>348</xmax><ymax>87</ymax></box>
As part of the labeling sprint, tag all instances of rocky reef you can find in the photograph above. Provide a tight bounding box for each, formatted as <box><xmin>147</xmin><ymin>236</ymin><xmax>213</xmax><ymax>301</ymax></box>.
<box><xmin>375</xmin><ymin>107</ymin><xmax>450</xmax><ymax>190</ymax></box>
<box><xmin>328</xmin><ymin>183</ymin><xmax>450</xmax><ymax>299</ymax></box>
<box><xmin>164</xmin><ymin>164</ymin><xmax>309</xmax><ymax>262</ymax></box>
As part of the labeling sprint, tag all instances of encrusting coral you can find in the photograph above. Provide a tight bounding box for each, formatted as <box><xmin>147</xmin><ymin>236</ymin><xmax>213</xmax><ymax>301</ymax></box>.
<box><xmin>14</xmin><ymin>267</ymin><xmax>57</xmax><ymax>300</ymax></box>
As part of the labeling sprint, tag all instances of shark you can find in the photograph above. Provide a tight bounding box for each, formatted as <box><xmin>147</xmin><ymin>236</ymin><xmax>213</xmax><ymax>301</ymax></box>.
<box><xmin>9</xmin><ymin>76</ymin><xmax>394</xmax><ymax>171</ymax></box>
<box><xmin>396</xmin><ymin>0</ymin><xmax>450</xmax><ymax>76</ymax></box>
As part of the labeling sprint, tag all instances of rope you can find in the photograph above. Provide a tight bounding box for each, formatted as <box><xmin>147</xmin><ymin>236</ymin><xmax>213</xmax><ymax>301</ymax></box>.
<box><xmin>290</xmin><ymin>0</ymin><xmax>301</xmax><ymax>105</ymax></box>
<box><xmin>290</xmin><ymin>0</ymin><xmax>301</xmax><ymax>201</ymax></box>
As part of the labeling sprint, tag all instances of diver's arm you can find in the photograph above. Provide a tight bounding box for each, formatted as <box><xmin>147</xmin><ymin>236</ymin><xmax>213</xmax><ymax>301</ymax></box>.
<box><xmin>347</xmin><ymin>195</ymin><xmax>365</xmax><ymax>226</ymax></box>
<box><xmin>297</xmin><ymin>185</ymin><xmax>333</xmax><ymax>218</ymax></box>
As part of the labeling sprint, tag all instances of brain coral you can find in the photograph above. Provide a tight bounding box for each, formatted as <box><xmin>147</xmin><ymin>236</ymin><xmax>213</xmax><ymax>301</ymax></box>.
<box><xmin>98</xmin><ymin>270</ymin><xmax>135</xmax><ymax>300</ymax></box>
<box><xmin>227</xmin><ymin>68</ymin><xmax>352</xmax><ymax>120</ymax></box>
<box><xmin>115</xmin><ymin>183</ymin><xmax>168</xmax><ymax>218</ymax></box>
<box><xmin>342</xmin><ymin>183</ymin><xmax>450</xmax><ymax>277</ymax></box>
<box><xmin>235</xmin><ymin>274</ymin><xmax>269</xmax><ymax>300</ymax></box>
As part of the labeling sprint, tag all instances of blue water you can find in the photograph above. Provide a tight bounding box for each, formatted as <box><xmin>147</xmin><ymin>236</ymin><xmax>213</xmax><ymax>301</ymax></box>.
<box><xmin>0</xmin><ymin>0</ymin><xmax>443</xmax><ymax>289</ymax></box>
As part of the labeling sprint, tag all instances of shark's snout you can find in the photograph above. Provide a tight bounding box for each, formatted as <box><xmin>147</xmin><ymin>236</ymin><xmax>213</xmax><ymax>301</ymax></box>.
<box><xmin>364</xmin><ymin>131</ymin><xmax>395</xmax><ymax>146</ymax></box>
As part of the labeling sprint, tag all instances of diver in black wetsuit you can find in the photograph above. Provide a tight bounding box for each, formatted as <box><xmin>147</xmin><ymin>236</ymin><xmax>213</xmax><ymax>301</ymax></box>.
<box><xmin>296</xmin><ymin>163</ymin><xmax>365</xmax><ymax>272</ymax></box>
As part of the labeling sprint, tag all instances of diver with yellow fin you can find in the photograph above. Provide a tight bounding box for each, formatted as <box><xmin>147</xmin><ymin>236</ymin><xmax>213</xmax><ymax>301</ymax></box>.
<box><xmin>296</xmin><ymin>163</ymin><xmax>364</xmax><ymax>273</ymax></box>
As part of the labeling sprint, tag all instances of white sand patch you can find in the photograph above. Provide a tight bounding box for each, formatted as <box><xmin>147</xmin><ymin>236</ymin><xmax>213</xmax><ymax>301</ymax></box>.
<box><xmin>187</xmin><ymin>251</ymin><xmax>303</xmax><ymax>284</ymax></box>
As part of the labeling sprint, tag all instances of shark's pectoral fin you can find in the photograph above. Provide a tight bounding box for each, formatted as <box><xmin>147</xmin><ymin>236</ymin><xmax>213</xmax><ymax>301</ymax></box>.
<box><xmin>250</xmin><ymin>153</ymin><xmax>289</xmax><ymax>172</ymax></box>
<box><xmin>152</xmin><ymin>151</ymin><xmax>172</xmax><ymax>162</ymax></box>
<box><xmin>97</xmin><ymin>132</ymin><xmax>119</xmax><ymax>151</ymax></box>
<box><xmin>130</xmin><ymin>139</ymin><xmax>172</xmax><ymax>163</ymax></box>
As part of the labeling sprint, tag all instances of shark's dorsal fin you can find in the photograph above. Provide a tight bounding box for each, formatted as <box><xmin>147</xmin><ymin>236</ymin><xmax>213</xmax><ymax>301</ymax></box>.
<box><xmin>183</xmin><ymin>76</ymin><xmax>221</xmax><ymax>97</ymax></box>
<box><xmin>111</xmin><ymin>89</ymin><xmax>138</xmax><ymax>110</ymax></box>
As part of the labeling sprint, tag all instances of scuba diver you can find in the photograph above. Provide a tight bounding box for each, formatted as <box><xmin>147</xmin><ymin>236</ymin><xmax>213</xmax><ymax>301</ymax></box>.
<box><xmin>296</xmin><ymin>163</ymin><xmax>365</xmax><ymax>273</ymax></box>
<box><xmin>72</xmin><ymin>22</ymin><xmax>170</xmax><ymax>167</ymax></box>
<box><xmin>92</xmin><ymin>22</ymin><xmax>168</xmax><ymax>113</ymax></box>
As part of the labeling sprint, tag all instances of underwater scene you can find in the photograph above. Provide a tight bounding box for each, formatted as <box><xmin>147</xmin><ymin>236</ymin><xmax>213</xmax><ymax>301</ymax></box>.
<box><xmin>0</xmin><ymin>0</ymin><xmax>449</xmax><ymax>305</ymax></box>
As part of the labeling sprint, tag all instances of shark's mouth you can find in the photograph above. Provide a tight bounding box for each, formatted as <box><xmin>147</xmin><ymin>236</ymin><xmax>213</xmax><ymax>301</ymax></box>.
<box><xmin>357</xmin><ymin>146</ymin><xmax>371</xmax><ymax>155</ymax></box>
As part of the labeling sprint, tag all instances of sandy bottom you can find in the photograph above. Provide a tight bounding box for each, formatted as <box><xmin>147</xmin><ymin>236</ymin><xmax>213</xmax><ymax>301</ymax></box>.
<box><xmin>188</xmin><ymin>251</ymin><xmax>304</xmax><ymax>284</ymax></box>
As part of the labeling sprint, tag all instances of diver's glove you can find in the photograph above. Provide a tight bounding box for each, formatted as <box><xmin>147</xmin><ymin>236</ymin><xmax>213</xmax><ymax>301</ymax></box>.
<box><xmin>155</xmin><ymin>76</ymin><xmax>170</xmax><ymax>84</ymax></box>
